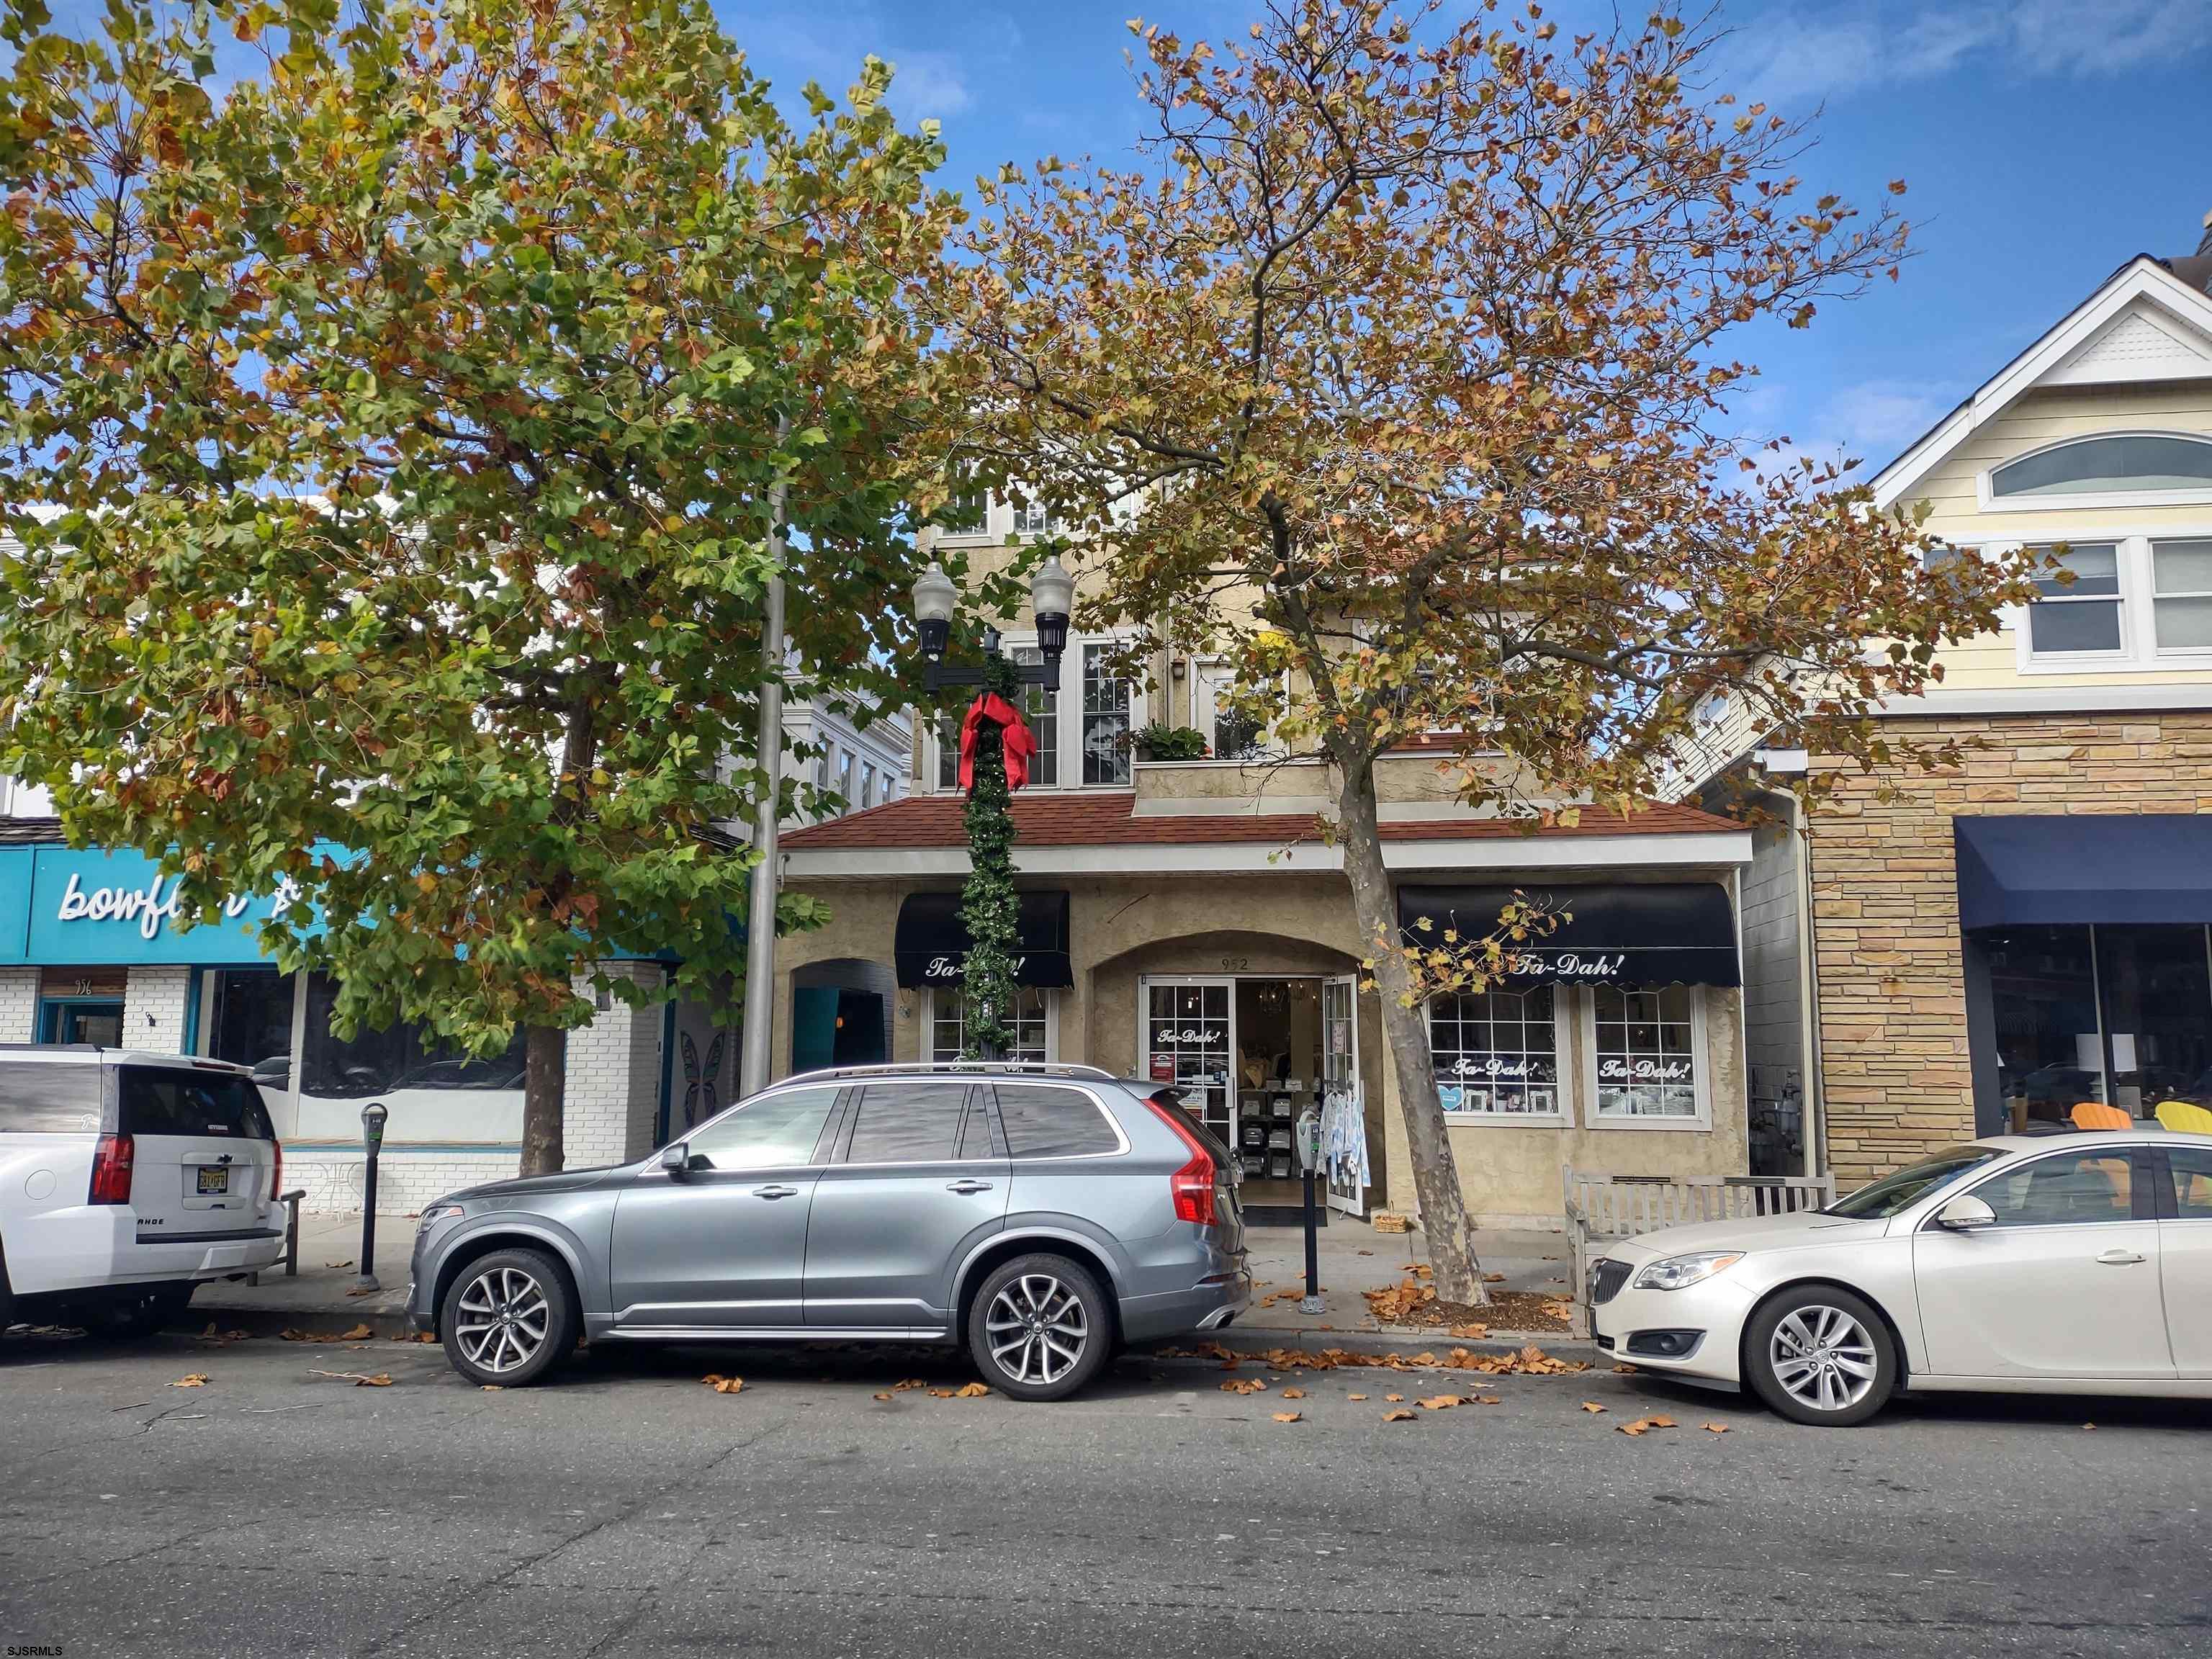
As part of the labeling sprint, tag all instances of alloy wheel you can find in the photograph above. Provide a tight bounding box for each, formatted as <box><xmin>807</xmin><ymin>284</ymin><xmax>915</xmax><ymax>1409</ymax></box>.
<box><xmin>1768</xmin><ymin>1303</ymin><xmax>1879</xmax><ymax>1413</ymax></box>
<box><xmin>984</xmin><ymin>1272</ymin><xmax>1090</xmax><ymax>1387</ymax></box>
<box><xmin>454</xmin><ymin>1265</ymin><xmax>551</xmax><ymax>1376</ymax></box>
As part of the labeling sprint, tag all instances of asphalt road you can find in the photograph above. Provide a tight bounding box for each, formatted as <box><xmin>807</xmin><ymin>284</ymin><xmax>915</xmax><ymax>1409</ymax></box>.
<box><xmin>0</xmin><ymin>1326</ymin><xmax>2204</xmax><ymax>1659</ymax></box>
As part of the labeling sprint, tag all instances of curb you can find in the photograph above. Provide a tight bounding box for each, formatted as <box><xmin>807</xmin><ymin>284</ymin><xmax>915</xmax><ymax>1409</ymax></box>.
<box><xmin>1156</xmin><ymin>1325</ymin><xmax>1599</xmax><ymax>1366</ymax></box>
<box><xmin>176</xmin><ymin>1303</ymin><xmax>418</xmax><ymax>1342</ymax></box>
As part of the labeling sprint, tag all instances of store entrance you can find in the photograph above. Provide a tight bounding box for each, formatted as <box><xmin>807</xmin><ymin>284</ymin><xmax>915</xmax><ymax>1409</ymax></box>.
<box><xmin>1142</xmin><ymin>974</ymin><xmax>1359</xmax><ymax>1218</ymax></box>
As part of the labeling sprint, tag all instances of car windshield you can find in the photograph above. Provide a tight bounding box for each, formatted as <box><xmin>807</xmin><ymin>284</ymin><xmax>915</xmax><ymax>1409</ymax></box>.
<box><xmin>1823</xmin><ymin>1144</ymin><xmax>2006</xmax><ymax>1218</ymax></box>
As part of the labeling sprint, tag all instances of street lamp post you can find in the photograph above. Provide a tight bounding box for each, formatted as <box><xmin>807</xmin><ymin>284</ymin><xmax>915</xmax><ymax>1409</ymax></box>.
<box><xmin>907</xmin><ymin>556</ymin><xmax>1075</xmax><ymax>1061</ymax></box>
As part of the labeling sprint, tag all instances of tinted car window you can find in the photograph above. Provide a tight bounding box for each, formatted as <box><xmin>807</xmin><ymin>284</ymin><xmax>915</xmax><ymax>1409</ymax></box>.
<box><xmin>2166</xmin><ymin>1146</ymin><xmax>2212</xmax><ymax>1218</ymax></box>
<box><xmin>995</xmin><ymin>1084</ymin><xmax>1118</xmax><ymax>1159</ymax></box>
<box><xmin>1974</xmin><ymin>1150</ymin><xmax>2138</xmax><ymax>1226</ymax></box>
<box><xmin>685</xmin><ymin>1086</ymin><xmax>839</xmax><ymax>1171</ymax></box>
<box><xmin>846</xmin><ymin>1082</ymin><xmax>968</xmax><ymax>1164</ymax></box>
<box><xmin>117</xmin><ymin>1066</ymin><xmax>274</xmax><ymax>1140</ymax></box>
<box><xmin>0</xmin><ymin>1061</ymin><xmax>104</xmax><ymax>1134</ymax></box>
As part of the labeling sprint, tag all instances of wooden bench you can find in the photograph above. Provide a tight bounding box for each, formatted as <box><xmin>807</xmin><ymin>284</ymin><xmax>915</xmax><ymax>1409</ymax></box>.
<box><xmin>1561</xmin><ymin>1164</ymin><xmax>1836</xmax><ymax>1335</ymax></box>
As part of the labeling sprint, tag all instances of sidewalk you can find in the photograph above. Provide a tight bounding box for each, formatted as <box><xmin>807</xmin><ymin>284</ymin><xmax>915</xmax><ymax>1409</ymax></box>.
<box><xmin>181</xmin><ymin>1212</ymin><xmax>1587</xmax><ymax>1359</ymax></box>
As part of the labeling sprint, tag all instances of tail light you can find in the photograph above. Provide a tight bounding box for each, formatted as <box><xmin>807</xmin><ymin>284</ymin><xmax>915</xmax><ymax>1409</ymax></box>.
<box><xmin>269</xmin><ymin>1137</ymin><xmax>282</xmax><ymax>1205</ymax></box>
<box><xmin>1141</xmin><ymin>1092</ymin><xmax>1218</xmax><ymax>1228</ymax></box>
<box><xmin>89</xmin><ymin>1133</ymin><xmax>135</xmax><ymax>1205</ymax></box>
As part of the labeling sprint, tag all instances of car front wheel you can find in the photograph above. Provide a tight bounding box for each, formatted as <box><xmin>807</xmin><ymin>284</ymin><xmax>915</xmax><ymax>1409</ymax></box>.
<box><xmin>440</xmin><ymin>1248</ymin><xmax>577</xmax><ymax>1388</ymax></box>
<box><xmin>1745</xmin><ymin>1285</ymin><xmax>1897</xmax><ymax>1426</ymax></box>
<box><xmin>966</xmin><ymin>1254</ymin><xmax>1111</xmax><ymax>1402</ymax></box>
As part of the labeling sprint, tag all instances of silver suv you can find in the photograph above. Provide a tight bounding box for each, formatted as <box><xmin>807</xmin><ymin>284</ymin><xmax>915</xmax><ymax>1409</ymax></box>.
<box><xmin>408</xmin><ymin>1064</ymin><xmax>1251</xmax><ymax>1399</ymax></box>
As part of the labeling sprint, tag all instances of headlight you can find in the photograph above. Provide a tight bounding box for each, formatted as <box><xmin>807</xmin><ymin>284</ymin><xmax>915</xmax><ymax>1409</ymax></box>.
<box><xmin>1632</xmin><ymin>1251</ymin><xmax>1743</xmax><ymax>1292</ymax></box>
<box><xmin>416</xmin><ymin>1204</ymin><xmax>466</xmax><ymax>1229</ymax></box>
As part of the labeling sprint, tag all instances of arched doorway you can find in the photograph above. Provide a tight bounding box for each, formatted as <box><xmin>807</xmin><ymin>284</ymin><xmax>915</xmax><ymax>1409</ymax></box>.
<box><xmin>791</xmin><ymin>958</ymin><xmax>894</xmax><ymax>1073</ymax></box>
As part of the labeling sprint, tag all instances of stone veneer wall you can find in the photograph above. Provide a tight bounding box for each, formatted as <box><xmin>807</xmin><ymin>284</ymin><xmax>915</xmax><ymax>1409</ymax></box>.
<box><xmin>1809</xmin><ymin>709</ymin><xmax>2212</xmax><ymax>1189</ymax></box>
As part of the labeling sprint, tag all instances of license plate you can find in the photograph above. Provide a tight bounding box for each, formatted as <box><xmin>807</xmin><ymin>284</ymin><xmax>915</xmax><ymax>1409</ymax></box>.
<box><xmin>195</xmin><ymin>1166</ymin><xmax>230</xmax><ymax>1195</ymax></box>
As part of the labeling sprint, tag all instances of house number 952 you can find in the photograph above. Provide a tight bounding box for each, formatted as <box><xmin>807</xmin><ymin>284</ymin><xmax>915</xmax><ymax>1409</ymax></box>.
<box><xmin>1219</xmin><ymin>956</ymin><xmax>1249</xmax><ymax>971</ymax></box>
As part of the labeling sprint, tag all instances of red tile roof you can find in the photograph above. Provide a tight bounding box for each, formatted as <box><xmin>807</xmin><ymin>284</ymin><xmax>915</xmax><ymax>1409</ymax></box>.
<box><xmin>781</xmin><ymin>791</ymin><xmax>1738</xmax><ymax>850</ymax></box>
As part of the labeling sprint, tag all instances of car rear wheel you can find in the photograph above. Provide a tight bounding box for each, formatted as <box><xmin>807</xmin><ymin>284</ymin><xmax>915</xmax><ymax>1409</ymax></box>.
<box><xmin>1745</xmin><ymin>1285</ymin><xmax>1897</xmax><ymax>1426</ymax></box>
<box><xmin>440</xmin><ymin>1249</ymin><xmax>576</xmax><ymax>1388</ymax></box>
<box><xmin>967</xmin><ymin>1254</ymin><xmax>1111</xmax><ymax>1403</ymax></box>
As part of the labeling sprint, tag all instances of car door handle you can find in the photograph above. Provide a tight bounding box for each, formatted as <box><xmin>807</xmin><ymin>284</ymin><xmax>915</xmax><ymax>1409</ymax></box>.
<box><xmin>946</xmin><ymin>1179</ymin><xmax>994</xmax><ymax>1195</ymax></box>
<box><xmin>2095</xmin><ymin>1248</ymin><xmax>2146</xmax><ymax>1265</ymax></box>
<box><xmin>751</xmin><ymin>1184</ymin><xmax>801</xmax><ymax>1200</ymax></box>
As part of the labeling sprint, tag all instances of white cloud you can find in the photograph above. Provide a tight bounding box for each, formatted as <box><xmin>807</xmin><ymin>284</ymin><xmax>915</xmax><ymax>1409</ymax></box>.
<box><xmin>884</xmin><ymin>50</ymin><xmax>973</xmax><ymax>120</ymax></box>
<box><xmin>1716</xmin><ymin>0</ymin><xmax>2212</xmax><ymax>109</ymax></box>
<box><xmin>1732</xmin><ymin>377</ymin><xmax>1954</xmax><ymax>485</ymax></box>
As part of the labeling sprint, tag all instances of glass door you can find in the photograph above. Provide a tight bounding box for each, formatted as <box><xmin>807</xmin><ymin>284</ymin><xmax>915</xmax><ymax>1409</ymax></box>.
<box><xmin>1143</xmin><ymin>979</ymin><xmax>1235</xmax><ymax>1141</ymax></box>
<box><xmin>1321</xmin><ymin>975</ymin><xmax>1367</xmax><ymax>1216</ymax></box>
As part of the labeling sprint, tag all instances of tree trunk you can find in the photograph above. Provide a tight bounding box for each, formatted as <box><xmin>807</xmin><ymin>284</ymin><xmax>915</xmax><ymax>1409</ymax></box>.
<box><xmin>1334</xmin><ymin>755</ymin><xmax>1491</xmax><ymax>1306</ymax></box>
<box><xmin>519</xmin><ymin>1024</ymin><xmax>567</xmax><ymax>1177</ymax></box>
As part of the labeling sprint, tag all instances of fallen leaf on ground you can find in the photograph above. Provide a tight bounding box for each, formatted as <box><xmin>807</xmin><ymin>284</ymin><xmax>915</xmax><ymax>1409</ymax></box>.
<box><xmin>1220</xmin><ymin>1377</ymin><xmax>1269</xmax><ymax>1395</ymax></box>
<box><xmin>1581</xmin><ymin>1401</ymin><xmax>1607</xmax><ymax>1413</ymax></box>
<box><xmin>891</xmin><ymin>1378</ymin><xmax>927</xmax><ymax>1392</ymax></box>
<box><xmin>195</xmin><ymin>1323</ymin><xmax>250</xmax><ymax>1344</ymax></box>
<box><xmin>1280</xmin><ymin>1387</ymin><xmax>1306</xmax><ymax>1400</ymax></box>
<box><xmin>1618</xmin><ymin>1421</ymin><xmax>1648</xmax><ymax>1437</ymax></box>
<box><xmin>307</xmin><ymin>1370</ymin><xmax>392</xmax><ymax>1387</ymax></box>
<box><xmin>1418</xmin><ymin>1395</ymin><xmax>1462</xmax><ymax>1410</ymax></box>
<box><xmin>390</xmin><ymin>1332</ymin><xmax>439</xmax><ymax>1344</ymax></box>
<box><xmin>1542</xmin><ymin>1300</ymin><xmax>1576</xmax><ymax>1321</ymax></box>
<box><xmin>1384</xmin><ymin>1393</ymin><xmax>1404</xmax><ymax>1403</ymax></box>
<box><xmin>1382</xmin><ymin>1409</ymin><xmax>1416</xmax><ymax>1422</ymax></box>
<box><xmin>480</xmin><ymin>1385</ymin><xmax>503</xmax><ymax>1393</ymax></box>
<box><xmin>1613</xmin><ymin>1363</ymin><xmax>1637</xmax><ymax>1374</ymax></box>
<box><xmin>700</xmin><ymin>1374</ymin><xmax>744</xmax><ymax>1395</ymax></box>
<box><xmin>1411</xmin><ymin>1264</ymin><xmax>1433</xmax><ymax>1279</ymax></box>
<box><xmin>168</xmin><ymin>1373</ymin><xmax>208</xmax><ymax>1388</ymax></box>
<box><xmin>1482</xmin><ymin>1272</ymin><xmax>1506</xmax><ymax>1284</ymax></box>
<box><xmin>343</xmin><ymin>1285</ymin><xmax>379</xmax><ymax>1298</ymax></box>
<box><xmin>872</xmin><ymin>1392</ymin><xmax>892</xmax><ymax>1402</ymax></box>
<box><xmin>1647</xmin><ymin>1414</ymin><xmax>1677</xmax><ymax>1428</ymax></box>
<box><xmin>1447</xmin><ymin>1323</ymin><xmax>1488</xmax><ymax>1340</ymax></box>
<box><xmin>951</xmin><ymin>1382</ymin><xmax>990</xmax><ymax>1398</ymax></box>
<box><xmin>282</xmin><ymin>1324</ymin><xmax>374</xmax><ymax>1344</ymax></box>
<box><xmin>1702</xmin><ymin>1422</ymin><xmax>1729</xmax><ymax>1434</ymax></box>
<box><xmin>1271</xmin><ymin>1411</ymin><xmax>1303</xmax><ymax>1424</ymax></box>
<box><xmin>1474</xmin><ymin>1395</ymin><xmax>1501</xmax><ymax>1405</ymax></box>
<box><xmin>1357</xmin><ymin>1249</ymin><xmax>1374</xmax><ymax>1256</ymax></box>
<box><xmin>323</xmin><ymin>1260</ymin><xmax>353</xmax><ymax>1270</ymax></box>
<box><xmin>1619</xmin><ymin>1416</ymin><xmax>1676</xmax><ymax>1436</ymax></box>
<box><xmin>1347</xmin><ymin>1393</ymin><xmax>1368</xmax><ymax>1401</ymax></box>
<box><xmin>2082</xmin><ymin>1423</ymin><xmax>2096</xmax><ymax>1431</ymax></box>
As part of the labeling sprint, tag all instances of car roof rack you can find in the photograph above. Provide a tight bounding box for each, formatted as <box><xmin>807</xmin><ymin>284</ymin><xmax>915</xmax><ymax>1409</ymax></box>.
<box><xmin>781</xmin><ymin>1061</ymin><xmax>1118</xmax><ymax>1084</ymax></box>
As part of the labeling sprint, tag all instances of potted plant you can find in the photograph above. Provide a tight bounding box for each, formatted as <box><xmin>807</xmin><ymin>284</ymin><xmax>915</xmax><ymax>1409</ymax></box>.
<box><xmin>1128</xmin><ymin>721</ymin><xmax>1211</xmax><ymax>762</ymax></box>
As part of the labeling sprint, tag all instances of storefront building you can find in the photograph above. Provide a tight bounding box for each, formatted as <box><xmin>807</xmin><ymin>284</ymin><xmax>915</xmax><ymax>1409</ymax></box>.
<box><xmin>772</xmin><ymin>760</ymin><xmax>1754</xmax><ymax>1228</ymax></box>
<box><xmin>0</xmin><ymin>828</ymin><xmax>735</xmax><ymax>1212</ymax></box>
<box><xmin>1670</xmin><ymin>233</ymin><xmax>2212</xmax><ymax>1187</ymax></box>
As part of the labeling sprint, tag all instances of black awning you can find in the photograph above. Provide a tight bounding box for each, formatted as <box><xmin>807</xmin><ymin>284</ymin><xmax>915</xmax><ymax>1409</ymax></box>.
<box><xmin>1395</xmin><ymin>883</ymin><xmax>1740</xmax><ymax>989</ymax></box>
<box><xmin>895</xmin><ymin>891</ymin><xmax>1073</xmax><ymax>989</ymax></box>
<box><xmin>1956</xmin><ymin>814</ymin><xmax>2212</xmax><ymax>929</ymax></box>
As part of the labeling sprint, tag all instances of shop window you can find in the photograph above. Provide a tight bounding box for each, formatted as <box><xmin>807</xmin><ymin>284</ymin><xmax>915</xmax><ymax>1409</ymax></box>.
<box><xmin>1983</xmin><ymin>925</ymin><xmax>2103</xmax><ymax>1128</ymax></box>
<box><xmin>2093</xmin><ymin>924</ymin><xmax>2212</xmax><ymax>1117</ymax></box>
<box><xmin>295</xmin><ymin>973</ymin><xmax>526</xmax><ymax>1143</ymax></box>
<box><xmin>1427</xmin><ymin>986</ymin><xmax>1560</xmax><ymax>1116</ymax></box>
<box><xmin>2025</xmin><ymin>543</ymin><xmax>2123</xmax><ymax>655</ymax></box>
<box><xmin>208</xmin><ymin>970</ymin><xmax>295</xmax><ymax>1077</ymax></box>
<box><xmin>1591</xmin><ymin>986</ymin><xmax>1701</xmax><ymax>1119</ymax></box>
<box><xmin>928</xmin><ymin>985</ymin><xmax>1052</xmax><ymax>1063</ymax></box>
<box><xmin>1082</xmin><ymin>644</ymin><xmax>1132</xmax><ymax>785</ymax></box>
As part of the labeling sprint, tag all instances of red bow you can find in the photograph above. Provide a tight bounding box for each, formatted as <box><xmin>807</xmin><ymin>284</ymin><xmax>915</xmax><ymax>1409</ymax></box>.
<box><xmin>959</xmin><ymin>692</ymin><xmax>1038</xmax><ymax>792</ymax></box>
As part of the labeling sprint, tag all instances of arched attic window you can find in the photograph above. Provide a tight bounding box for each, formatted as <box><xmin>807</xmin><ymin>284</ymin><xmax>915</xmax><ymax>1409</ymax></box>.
<box><xmin>1990</xmin><ymin>433</ymin><xmax>2212</xmax><ymax>500</ymax></box>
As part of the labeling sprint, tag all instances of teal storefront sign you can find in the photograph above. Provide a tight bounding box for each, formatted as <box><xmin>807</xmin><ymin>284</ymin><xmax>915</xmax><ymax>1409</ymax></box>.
<box><xmin>0</xmin><ymin>845</ymin><xmax>302</xmax><ymax>966</ymax></box>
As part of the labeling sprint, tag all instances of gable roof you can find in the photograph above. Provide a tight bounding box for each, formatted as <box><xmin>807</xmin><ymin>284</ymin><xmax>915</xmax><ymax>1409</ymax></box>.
<box><xmin>1871</xmin><ymin>254</ymin><xmax>2212</xmax><ymax>512</ymax></box>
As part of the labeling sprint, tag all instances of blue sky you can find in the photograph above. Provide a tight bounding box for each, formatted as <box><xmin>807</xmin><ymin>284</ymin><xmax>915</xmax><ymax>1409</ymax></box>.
<box><xmin>721</xmin><ymin>0</ymin><xmax>2212</xmax><ymax>478</ymax></box>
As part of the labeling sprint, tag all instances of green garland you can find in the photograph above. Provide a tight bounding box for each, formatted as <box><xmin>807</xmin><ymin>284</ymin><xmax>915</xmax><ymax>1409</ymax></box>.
<box><xmin>958</xmin><ymin>651</ymin><xmax>1024</xmax><ymax>1059</ymax></box>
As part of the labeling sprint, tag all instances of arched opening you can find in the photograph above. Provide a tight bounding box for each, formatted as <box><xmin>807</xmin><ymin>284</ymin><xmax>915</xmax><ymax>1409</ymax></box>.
<box><xmin>791</xmin><ymin>957</ymin><xmax>894</xmax><ymax>1073</ymax></box>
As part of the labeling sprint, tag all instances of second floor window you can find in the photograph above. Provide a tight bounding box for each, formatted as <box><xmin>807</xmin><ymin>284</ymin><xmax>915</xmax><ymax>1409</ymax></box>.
<box><xmin>1011</xmin><ymin>497</ymin><xmax>1053</xmax><ymax>536</ymax></box>
<box><xmin>2152</xmin><ymin>539</ymin><xmax>2212</xmax><ymax>652</ymax></box>
<box><xmin>2026</xmin><ymin>543</ymin><xmax>2122</xmax><ymax>655</ymax></box>
<box><xmin>1082</xmin><ymin>644</ymin><xmax>1132</xmax><ymax>785</ymax></box>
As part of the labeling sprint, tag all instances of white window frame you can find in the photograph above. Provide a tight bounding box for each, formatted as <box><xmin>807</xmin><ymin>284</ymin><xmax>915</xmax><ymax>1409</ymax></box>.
<box><xmin>922</xmin><ymin>984</ymin><xmax>1058</xmax><ymax>1063</ymax></box>
<box><xmin>1424</xmin><ymin>984</ymin><xmax>1572</xmax><ymax>1126</ymax></box>
<box><xmin>922</xmin><ymin>631</ymin><xmax>1147</xmax><ymax>793</ymax></box>
<box><xmin>1977</xmin><ymin>431</ymin><xmax>2212</xmax><ymax>514</ymax></box>
<box><xmin>1189</xmin><ymin>656</ymin><xmax>1290</xmax><ymax>762</ymax></box>
<box><xmin>1988</xmin><ymin>528</ymin><xmax>2212</xmax><ymax>674</ymax></box>
<box><xmin>2149</xmin><ymin>536</ymin><xmax>2212</xmax><ymax>659</ymax></box>
<box><xmin>858</xmin><ymin>763</ymin><xmax>876</xmax><ymax>810</ymax></box>
<box><xmin>1581</xmin><ymin>984</ymin><xmax>1712</xmax><ymax>1131</ymax></box>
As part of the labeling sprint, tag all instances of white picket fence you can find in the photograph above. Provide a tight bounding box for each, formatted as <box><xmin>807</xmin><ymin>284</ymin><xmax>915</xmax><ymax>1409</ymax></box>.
<box><xmin>1562</xmin><ymin>1164</ymin><xmax>1837</xmax><ymax>1335</ymax></box>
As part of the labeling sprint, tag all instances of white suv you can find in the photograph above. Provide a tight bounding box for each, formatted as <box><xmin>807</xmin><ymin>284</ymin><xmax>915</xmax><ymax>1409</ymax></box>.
<box><xmin>0</xmin><ymin>1047</ymin><xmax>286</xmax><ymax>1335</ymax></box>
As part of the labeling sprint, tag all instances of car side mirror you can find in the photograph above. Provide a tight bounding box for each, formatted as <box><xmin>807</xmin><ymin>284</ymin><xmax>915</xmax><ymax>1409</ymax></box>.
<box><xmin>660</xmin><ymin>1142</ymin><xmax>691</xmax><ymax>1178</ymax></box>
<box><xmin>1934</xmin><ymin>1194</ymin><xmax>1997</xmax><ymax>1232</ymax></box>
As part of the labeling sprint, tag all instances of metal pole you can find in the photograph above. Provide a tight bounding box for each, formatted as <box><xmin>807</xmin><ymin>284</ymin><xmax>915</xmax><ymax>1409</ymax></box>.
<box><xmin>355</xmin><ymin>1102</ymin><xmax>386</xmax><ymax>1294</ymax></box>
<box><xmin>1301</xmin><ymin>1166</ymin><xmax>1323</xmax><ymax>1313</ymax></box>
<box><xmin>739</xmin><ymin>424</ymin><xmax>791</xmax><ymax>1099</ymax></box>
